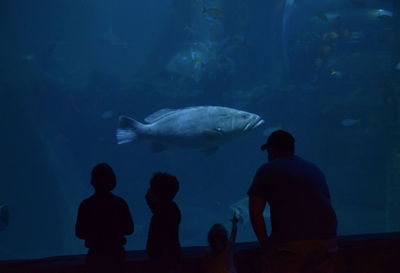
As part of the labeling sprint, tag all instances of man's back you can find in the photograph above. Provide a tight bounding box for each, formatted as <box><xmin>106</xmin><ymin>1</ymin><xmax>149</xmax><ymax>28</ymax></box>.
<box><xmin>248</xmin><ymin>156</ymin><xmax>337</xmax><ymax>244</ymax></box>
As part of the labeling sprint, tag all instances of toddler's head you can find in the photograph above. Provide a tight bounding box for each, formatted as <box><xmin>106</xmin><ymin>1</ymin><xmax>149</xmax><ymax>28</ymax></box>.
<box><xmin>207</xmin><ymin>223</ymin><xmax>228</xmax><ymax>253</ymax></box>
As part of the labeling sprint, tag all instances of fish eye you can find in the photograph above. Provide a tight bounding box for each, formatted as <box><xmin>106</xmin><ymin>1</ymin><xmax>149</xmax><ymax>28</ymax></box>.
<box><xmin>241</xmin><ymin>114</ymin><xmax>249</xmax><ymax>119</ymax></box>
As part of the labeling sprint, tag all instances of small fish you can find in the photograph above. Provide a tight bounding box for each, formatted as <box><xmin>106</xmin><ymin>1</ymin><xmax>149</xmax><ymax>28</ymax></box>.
<box><xmin>341</xmin><ymin>119</ymin><xmax>360</xmax><ymax>127</ymax></box>
<box><xmin>395</xmin><ymin>62</ymin><xmax>400</xmax><ymax>70</ymax></box>
<box><xmin>330</xmin><ymin>70</ymin><xmax>343</xmax><ymax>78</ymax></box>
<box><xmin>0</xmin><ymin>205</ymin><xmax>9</xmax><ymax>230</ymax></box>
<box><xmin>183</xmin><ymin>25</ymin><xmax>193</xmax><ymax>32</ymax></box>
<box><xmin>329</xmin><ymin>32</ymin><xmax>339</xmax><ymax>40</ymax></box>
<box><xmin>372</xmin><ymin>9</ymin><xmax>393</xmax><ymax>18</ymax></box>
<box><xmin>203</xmin><ymin>6</ymin><xmax>225</xmax><ymax>20</ymax></box>
<box><xmin>194</xmin><ymin>59</ymin><xmax>203</xmax><ymax>66</ymax></box>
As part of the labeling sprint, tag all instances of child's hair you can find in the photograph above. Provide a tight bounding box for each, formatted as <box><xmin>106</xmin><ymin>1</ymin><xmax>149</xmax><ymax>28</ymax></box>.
<box><xmin>207</xmin><ymin>224</ymin><xmax>228</xmax><ymax>253</ymax></box>
<box><xmin>150</xmin><ymin>172</ymin><xmax>179</xmax><ymax>201</ymax></box>
<box><xmin>91</xmin><ymin>163</ymin><xmax>116</xmax><ymax>193</ymax></box>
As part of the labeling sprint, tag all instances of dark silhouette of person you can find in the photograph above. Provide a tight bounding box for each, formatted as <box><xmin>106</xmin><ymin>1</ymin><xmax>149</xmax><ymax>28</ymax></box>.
<box><xmin>76</xmin><ymin>163</ymin><xmax>134</xmax><ymax>273</ymax></box>
<box><xmin>247</xmin><ymin>130</ymin><xmax>338</xmax><ymax>273</ymax></box>
<box><xmin>201</xmin><ymin>213</ymin><xmax>239</xmax><ymax>273</ymax></box>
<box><xmin>145</xmin><ymin>172</ymin><xmax>182</xmax><ymax>273</ymax></box>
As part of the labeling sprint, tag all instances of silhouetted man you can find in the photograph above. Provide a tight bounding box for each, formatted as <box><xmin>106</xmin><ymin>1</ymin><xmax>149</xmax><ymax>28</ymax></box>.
<box><xmin>76</xmin><ymin>163</ymin><xmax>134</xmax><ymax>273</ymax></box>
<box><xmin>248</xmin><ymin>130</ymin><xmax>338</xmax><ymax>273</ymax></box>
<box><xmin>145</xmin><ymin>172</ymin><xmax>182</xmax><ymax>273</ymax></box>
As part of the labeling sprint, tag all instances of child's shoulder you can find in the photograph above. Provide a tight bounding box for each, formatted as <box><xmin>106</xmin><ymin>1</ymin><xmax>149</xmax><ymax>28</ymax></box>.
<box><xmin>111</xmin><ymin>195</ymin><xmax>131</xmax><ymax>207</ymax></box>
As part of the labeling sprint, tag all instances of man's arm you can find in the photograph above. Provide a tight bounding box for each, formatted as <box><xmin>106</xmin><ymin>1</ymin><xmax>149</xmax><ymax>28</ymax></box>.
<box><xmin>249</xmin><ymin>196</ymin><xmax>268</xmax><ymax>248</ymax></box>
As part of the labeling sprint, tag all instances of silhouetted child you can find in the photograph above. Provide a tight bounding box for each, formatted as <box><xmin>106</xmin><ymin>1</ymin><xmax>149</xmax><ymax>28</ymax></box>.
<box><xmin>145</xmin><ymin>172</ymin><xmax>181</xmax><ymax>273</ymax></box>
<box><xmin>76</xmin><ymin>163</ymin><xmax>134</xmax><ymax>273</ymax></box>
<box><xmin>202</xmin><ymin>213</ymin><xmax>239</xmax><ymax>273</ymax></box>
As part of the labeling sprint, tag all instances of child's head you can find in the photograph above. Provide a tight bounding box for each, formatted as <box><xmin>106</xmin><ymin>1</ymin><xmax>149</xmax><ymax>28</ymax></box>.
<box><xmin>91</xmin><ymin>163</ymin><xmax>116</xmax><ymax>193</ymax></box>
<box><xmin>207</xmin><ymin>224</ymin><xmax>228</xmax><ymax>253</ymax></box>
<box><xmin>150</xmin><ymin>172</ymin><xmax>179</xmax><ymax>202</ymax></box>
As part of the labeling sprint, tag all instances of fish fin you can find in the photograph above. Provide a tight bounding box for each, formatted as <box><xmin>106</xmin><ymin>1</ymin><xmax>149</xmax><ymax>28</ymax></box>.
<box><xmin>201</xmin><ymin>147</ymin><xmax>218</xmax><ymax>155</ymax></box>
<box><xmin>203</xmin><ymin>130</ymin><xmax>223</xmax><ymax>137</ymax></box>
<box><xmin>150</xmin><ymin>142</ymin><xmax>168</xmax><ymax>153</ymax></box>
<box><xmin>144</xmin><ymin>109</ymin><xmax>175</xmax><ymax>123</ymax></box>
<box><xmin>116</xmin><ymin>116</ymin><xmax>144</xmax><ymax>144</ymax></box>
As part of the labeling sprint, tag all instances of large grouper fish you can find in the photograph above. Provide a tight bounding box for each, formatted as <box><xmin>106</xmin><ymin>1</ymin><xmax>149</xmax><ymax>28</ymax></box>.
<box><xmin>116</xmin><ymin>106</ymin><xmax>264</xmax><ymax>154</ymax></box>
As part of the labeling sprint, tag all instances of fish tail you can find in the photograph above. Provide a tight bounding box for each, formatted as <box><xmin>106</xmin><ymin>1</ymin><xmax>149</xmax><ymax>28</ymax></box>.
<box><xmin>116</xmin><ymin>116</ymin><xmax>145</xmax><ymax>144</ymax></box>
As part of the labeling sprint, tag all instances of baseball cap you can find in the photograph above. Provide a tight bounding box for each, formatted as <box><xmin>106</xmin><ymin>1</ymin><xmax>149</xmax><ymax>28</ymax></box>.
<box><xmin>261</xmin><ymin>130</ymin><xmax>295</xmax><ymax>151</ymax></box>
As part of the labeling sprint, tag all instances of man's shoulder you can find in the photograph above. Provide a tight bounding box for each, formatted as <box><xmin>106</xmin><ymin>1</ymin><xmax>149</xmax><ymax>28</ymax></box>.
<box><xmin>293</xmin><ymin>156</ymin><xmax>324</xmax><ymax>175</ymax></box>
<box><xmin>257</xmin><ymin>161</ymin><xmax>276</xmax><ymax>171</ymax></box>
<box><xmin>270</xmin><ymin>156</ymin><xmax>320</xmax><ymax>170</ymax></box>
<box><xmin>255</xmin><ymin>156</ymin><xmax>320</xmax><ymax>178</ymax></box>
<box><xmin>257</xmin><ymin>158</ymin><xmax>287</xmax><ymax>173</ymax></box>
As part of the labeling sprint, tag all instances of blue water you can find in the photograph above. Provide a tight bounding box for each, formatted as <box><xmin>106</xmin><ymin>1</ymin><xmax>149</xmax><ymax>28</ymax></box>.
<box><xmin>0</xmin><ymin>0</ymin><xmax>398</xmax><ymax>259</ymax></box>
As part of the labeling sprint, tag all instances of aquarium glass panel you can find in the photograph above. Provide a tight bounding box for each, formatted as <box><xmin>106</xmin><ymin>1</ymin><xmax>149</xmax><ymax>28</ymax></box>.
<box><xmin>0</xmin><ymin>0</ymin><xmax>399</xmax><ymax>259</ymax></box>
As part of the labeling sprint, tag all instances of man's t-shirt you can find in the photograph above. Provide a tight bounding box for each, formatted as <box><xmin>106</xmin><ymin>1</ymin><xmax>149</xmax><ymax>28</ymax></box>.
<box><xmin>248</xmin><ymin>155</ymin><xmax>337</xmax><ymax>245</ymax></box>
